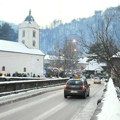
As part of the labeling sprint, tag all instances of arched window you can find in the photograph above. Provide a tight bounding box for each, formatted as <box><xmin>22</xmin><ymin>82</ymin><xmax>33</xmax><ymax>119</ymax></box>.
<box><xmin>2</xmin><ymin>66</ymin><xmax>5</xmax><ymax>71</ymax></box>
<box><xmin>22</xmin><ymin>30</ymin><xmax>25</xmax><ymax>37</ymax></box>
<box><xmin>33</xmin><ymin>30</ymin><xmax>36</xmax><ymax>38</ymax></box>
<box><xmin>23</xmin><ymin>67</ymin><xmax>26</xmax><ymax>72</ymax></box>
<box><xmin>33</xmin><ymin>40</ymin><xmax>36</xmax><ymax>47</ymax></box>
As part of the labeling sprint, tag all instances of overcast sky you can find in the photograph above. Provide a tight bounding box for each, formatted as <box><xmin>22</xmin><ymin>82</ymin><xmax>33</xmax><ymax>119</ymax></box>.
<box><xmin>0</xmin><ymin>0</ymin><xmax>119</xmax><ymax>27</ymax></box>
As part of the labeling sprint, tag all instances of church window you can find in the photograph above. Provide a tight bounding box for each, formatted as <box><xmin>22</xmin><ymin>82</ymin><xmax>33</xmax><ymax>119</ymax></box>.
<box><xmin>23</xmin><ymin>67</ymin><xmax>26</xmax><ymax>72</ymax></box>
<box><xmin>22</xmin><ymin>30</ymin><xmax>25</xmax><ymax>37</ymax></box>
<box><xmin>33</xmin><ymin>40</ymin><xmax>36</xmax><ymax>47</ymax></box>
<box><xmin>33</xmin><ymin>31</ymin><xmax>36</xmax><ymax>38</ymax></box>
<box><xmin>2</xmin><ymin>66</ymin><xmax>5</xmax><ymax>71</ymax></box>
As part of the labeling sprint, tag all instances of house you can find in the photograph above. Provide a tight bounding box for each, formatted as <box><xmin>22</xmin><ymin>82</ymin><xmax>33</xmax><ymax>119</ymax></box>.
<box><xmin>82</xmin><ymin>59</ymin><xmax>106</xmax><ymax>78</ymax></box>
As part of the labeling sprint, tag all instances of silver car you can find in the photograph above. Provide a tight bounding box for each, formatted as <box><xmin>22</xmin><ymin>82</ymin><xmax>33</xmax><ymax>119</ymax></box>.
<box><xmin>94</xmin><ymin>77</ymin><xmax>101</xmax><ymax>84</ymax></box>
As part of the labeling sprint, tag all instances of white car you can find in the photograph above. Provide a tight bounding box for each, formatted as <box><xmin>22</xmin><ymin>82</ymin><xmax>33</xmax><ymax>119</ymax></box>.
<box><xmin>94</xmin><ymin>77</ymin><xmax>101</xmax><ymax>84</ymax></box>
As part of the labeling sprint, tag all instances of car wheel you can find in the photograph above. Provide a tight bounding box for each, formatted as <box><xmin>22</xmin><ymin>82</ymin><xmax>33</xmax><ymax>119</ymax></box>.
<box><xmin>87</xmin><ymin>91</ymin><xmax>90</xmax><ymax>97</ymax></box>
<box><xmin>64</xmin><ymin>95</ymin><xmax>67</xmax><ymax>98</ymax></box>
<box><xmin>83</xmin><ymin>93</ymin><xmax>87</xmax><ymax>99</ymax></box>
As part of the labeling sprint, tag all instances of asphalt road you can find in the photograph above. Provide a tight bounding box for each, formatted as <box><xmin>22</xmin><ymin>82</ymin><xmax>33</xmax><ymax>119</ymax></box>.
<box><xmin>0</xmin><ymin>82</ymin><xmax>105</xmax><ymax>120</ymax></box>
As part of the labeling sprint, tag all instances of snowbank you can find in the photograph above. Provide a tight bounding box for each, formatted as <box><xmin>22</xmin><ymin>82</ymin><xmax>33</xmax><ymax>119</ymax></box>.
<box><xmin>97</xmin><ymin>78</ymin><xmax>120</xmax><ymax>120</ymax></box>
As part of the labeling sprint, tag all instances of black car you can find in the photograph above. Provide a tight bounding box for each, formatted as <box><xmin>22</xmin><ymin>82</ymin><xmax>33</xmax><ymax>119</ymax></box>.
<box><xmin>64</xmin><ymin>79</ymin><xmax>90</xmax><ymax>99</ymax></box>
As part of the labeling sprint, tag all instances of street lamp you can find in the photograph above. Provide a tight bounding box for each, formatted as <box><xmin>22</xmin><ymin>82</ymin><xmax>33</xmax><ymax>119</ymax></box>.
<box><xmin>74</xmin><ymin>48</ymin><xmax>77</xmax><ymax>52</ymax></box>
<box><xmin>72</xmin><ymin>39</ymin><xmax>76</xmax><ymax>43</ymax></box>
<box><xmin>71</xmin><ymin>39</ymin><xmax>77</xmax><ymax>75</ymax></box>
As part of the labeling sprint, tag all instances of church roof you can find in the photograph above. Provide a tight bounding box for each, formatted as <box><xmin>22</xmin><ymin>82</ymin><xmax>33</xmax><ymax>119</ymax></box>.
<box><xmin>24</xmin><ymin>10</ymin><xmax>35</xmax><ymax>22</ymax></box>
<box><xmin>0</xmin><ymin>40</ymin><xmax>45</xmax><ymax>56</ymax></box>
<box><xmin>84</xmin><ymin>60</ymin><xmax>103</xmax><ymax>71</ymax></box>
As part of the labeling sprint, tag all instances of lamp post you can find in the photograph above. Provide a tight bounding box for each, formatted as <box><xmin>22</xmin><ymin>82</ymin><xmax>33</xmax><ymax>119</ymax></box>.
<box><xmin>58</xmin><ymin>49</ymin><xmax>61</xmax><ymax>78</ymax></box>
<box><xmin>71</xmin><ymin>39</ymin><xmax>77</xmax><ymax>75</ymax></box>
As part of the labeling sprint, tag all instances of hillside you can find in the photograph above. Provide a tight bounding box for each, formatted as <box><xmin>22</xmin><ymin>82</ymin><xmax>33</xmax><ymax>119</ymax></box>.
<box><xmin>41</xmin><ymin>6</ymin><xmax>120</xmax><ymax>54</ymax></box>
<box><xmin>0</xmin><ymin>6</ymin><xmax>120</xmax><ymax>54</ymax></box>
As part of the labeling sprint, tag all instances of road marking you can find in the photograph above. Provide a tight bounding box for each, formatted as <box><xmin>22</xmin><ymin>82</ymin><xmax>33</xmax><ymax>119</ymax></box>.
<box><xmin>0</xmin><ymin>92</ymin><xmax>61</xmax><ymax>119</ymax></box>
<box><xmin>33</xmin><ymin>102</ymin><xmax>68</xmax><ymax>120</ymax></box>
<box><xmin>70</xmin><ymin>84</ymin><xmax>105</xmax><ymax>120</ymax></box>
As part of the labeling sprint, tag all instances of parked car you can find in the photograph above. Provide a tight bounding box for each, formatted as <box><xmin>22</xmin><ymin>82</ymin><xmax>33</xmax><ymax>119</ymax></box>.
<box><xmin>64</xmin><ymin>79</ymin><xmax>90</xmax><ymax>99</ymax></box>
<box><xmin>94</xmin><ymin>77</ymin><xmax>101</xmax><ymax>84</ymax></box>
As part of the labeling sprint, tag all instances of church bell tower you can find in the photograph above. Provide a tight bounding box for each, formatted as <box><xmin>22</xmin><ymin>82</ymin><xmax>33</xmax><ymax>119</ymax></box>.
<box><xmin>18</xmin><ymin>10</ymin><xmax>40</xmax><ymax>49</ymax></box>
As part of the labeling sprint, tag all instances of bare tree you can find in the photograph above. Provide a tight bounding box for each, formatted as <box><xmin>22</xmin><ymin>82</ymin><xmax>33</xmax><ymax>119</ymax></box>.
<box><xmin>61</xmin><ymin>39</ymin><xmax>80</xmax><ymax>74</ymax></box>
<box><xmin>79</xmin><ymin>11</ymin><xmax>120</xmax><ymax>86</ymax></box>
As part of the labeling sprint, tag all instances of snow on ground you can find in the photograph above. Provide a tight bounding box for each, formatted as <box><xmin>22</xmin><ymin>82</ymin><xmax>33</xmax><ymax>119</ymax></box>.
<box><xmin>97</xmin><ymin>78</ymin><xmax>120</xmax><ymax>120</ymax></box>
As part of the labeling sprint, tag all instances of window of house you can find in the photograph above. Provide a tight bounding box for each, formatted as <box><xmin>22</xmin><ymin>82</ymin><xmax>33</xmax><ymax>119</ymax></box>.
<box><xmin>2</xmin><ymin>66</ymin><xmax>5</xmax><ymax>71</ymax></box>
<box><xmin>33</xmin><ymin>30</ymin><xmax>36</xmax><ymax>38</ymax></box>
<box><xmin>22</xmin><ymin>30</ymin><xmax>25</xmax><ymax>37</ymax></box>
<box><xmin>23</xmin><ymin>67</ymin><xmax>26</xmax><ymax>72</ymax></box>
<box><xmin>33</xmin><ymin>40</ymin><xmax>36</xmax><ymax>47</ymax></box>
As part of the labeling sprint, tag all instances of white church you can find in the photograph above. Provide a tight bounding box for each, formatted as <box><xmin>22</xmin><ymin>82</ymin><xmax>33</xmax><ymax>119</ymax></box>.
<box><xmin>0</xmin><ymin>10</ymin><xmax>45</xmax><ymax>77</ymax></box>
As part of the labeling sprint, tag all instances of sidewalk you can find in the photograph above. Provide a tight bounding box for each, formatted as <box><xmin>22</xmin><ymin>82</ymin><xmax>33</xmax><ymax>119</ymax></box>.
<box><xmin>91</xmin><ymin>78</ymin><xmax>120</xmax><ymax>120</ymax></box>
<box><xmin>0</xmin><ymin>85</ymin><xmax>64</xmax><ymax>106</ymax></box>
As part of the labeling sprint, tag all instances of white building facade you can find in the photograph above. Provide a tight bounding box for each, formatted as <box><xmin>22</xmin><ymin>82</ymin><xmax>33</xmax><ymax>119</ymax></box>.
<box><xmin>0</xmin><ymin>10</ymin><xmax>45</xmax><ymax>77</ymax></box>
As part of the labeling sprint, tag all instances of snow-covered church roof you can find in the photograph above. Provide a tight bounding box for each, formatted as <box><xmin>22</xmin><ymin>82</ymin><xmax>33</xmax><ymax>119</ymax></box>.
<box><xmin>0</xmin><ymin>40</ymin><xmax>45</xmax><ymax>56</ymax></box>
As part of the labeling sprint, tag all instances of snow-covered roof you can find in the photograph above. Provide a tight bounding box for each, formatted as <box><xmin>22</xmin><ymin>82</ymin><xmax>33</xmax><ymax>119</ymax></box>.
<box><xmin>99</xmin><ymin>63</ymin><xmax>106</xmax><ymax>67</ymax></box>
<box><xmin>84</xmin><ymin>61</ymin><xmax>103</xmax><ymax>71</ymax></box>
<box><xmin>112</xmin><ymin>52</ymin><xmax>120</xmax><ymax>58</ymax></box>
<box><xmin>0</xmin><ymin>40</ymin><xmax>45</xmax><ymax>56</ymax></box>
<box><xmin>78</xmin><ymin>57</ymin><xmax>88</xmax><ymax>64</ymax></box>
<box><xmin>44</xmin><ymin>55</ymin><xmax>58</xmax><ymax>60</ymax></box>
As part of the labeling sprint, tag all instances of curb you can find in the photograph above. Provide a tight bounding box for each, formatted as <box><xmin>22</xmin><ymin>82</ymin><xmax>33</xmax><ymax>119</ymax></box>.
<box><xmin>0</xmin><ymin>85</ymin><xmax>64</xmax><ymax>106</ymax></box>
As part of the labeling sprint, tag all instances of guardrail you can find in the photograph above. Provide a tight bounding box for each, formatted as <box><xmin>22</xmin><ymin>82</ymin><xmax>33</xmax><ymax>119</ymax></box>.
<box><xmin>0</xmin><ymin>77</ymin><xmax>69</xmax><ymax>96</ymax></box>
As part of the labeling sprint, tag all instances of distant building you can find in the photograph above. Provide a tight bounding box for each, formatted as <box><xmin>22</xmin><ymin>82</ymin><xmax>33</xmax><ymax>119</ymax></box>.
<box><xmin>78</xmin><ymin>57</ymin><xmax>88</xmax><ymax>70</ymax></box>
<box><xmin>79</xmin><ymin>58</ymin><xmax>106</xmax><ymax>78</ymax></box>
<box><xmin>0</xmin><ymin>10</ymin><xmax>45</xmax><ymax>77</ymax></box>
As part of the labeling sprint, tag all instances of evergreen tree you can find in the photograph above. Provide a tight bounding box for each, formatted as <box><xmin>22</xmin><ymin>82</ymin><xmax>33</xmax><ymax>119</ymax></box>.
<box><xmin>0</xmin><ymin>22</ymin><xmax>17</xmax><ymax>41</ymax></box>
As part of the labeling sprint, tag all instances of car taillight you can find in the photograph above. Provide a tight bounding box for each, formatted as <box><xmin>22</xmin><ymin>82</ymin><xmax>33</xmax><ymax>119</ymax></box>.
<box><xmin>64</xmin><ymin>84</ymin><xmax>69</xmax><ymax>89</ymax></box>
<box><xmin>80</xmin><ymin>85</ymin><xmax>85</xmax><ymax>89</ymax></box>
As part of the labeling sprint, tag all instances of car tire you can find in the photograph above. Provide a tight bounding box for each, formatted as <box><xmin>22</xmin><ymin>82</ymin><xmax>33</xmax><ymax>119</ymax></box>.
<box><xmin>83</xmin><ymin>93</ymin><xmax>87</xmax><ymax>99</ymax></box>
<box><xmin>87</xmin><ymin>91</ymin><xmax>90</xmax><ymax>97</ymax></box>
<box><xmin>64</xmin><ymin>95</ymin><xmax>67</xmax><ymax>98</ymax></box>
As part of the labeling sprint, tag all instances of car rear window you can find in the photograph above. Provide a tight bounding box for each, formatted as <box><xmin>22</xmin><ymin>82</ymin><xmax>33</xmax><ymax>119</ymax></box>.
<box><xmin>67</xmin><ymin>80</ymin><xmax>83</xmax><ymax>85</ymax></box>
<box><xmin>94</xmin><ymin>77</ymin><xmax>100</xmax><ymax>80</ymax></box>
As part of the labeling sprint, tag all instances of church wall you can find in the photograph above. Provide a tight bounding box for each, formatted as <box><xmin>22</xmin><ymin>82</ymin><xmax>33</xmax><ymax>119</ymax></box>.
<box><xmin>0</xmin><ymin>51</ymin><xmax>44</xmax><ymax>77</ymax></box>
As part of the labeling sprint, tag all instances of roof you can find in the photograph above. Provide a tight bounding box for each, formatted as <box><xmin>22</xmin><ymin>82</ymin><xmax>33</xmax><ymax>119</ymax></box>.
<box><xmin>78</xmin><ymin>57</ymin><xmax>88</xmax><ymax>64</ymax></box>
<box><xmin>44</xmin><ymin>55</ymin><xmax>58</xmax><ymax>60</ymax></box>
<box><xmin>24</xmin><ymin>10</ymin><xmax>35</xmax><ymax>23</ymax></box>
<box><xmin>0</xmin><ymin>40</ymin><xmax>45</xmax><ymax>56</ymax></box>
<box><xmin>84</xmin><ymin>61</ymin><xmax>103</xmax><ymax>71</ymax></box>
<box><xmin>112</xmin><ymin>52</ymin><xmax>120</xmax><ymax>58</ymax></box>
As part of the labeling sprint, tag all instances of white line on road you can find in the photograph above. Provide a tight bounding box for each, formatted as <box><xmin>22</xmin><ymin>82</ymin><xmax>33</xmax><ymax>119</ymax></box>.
<box><xmin>70</xmin><ymin>84</ymin><xmax>104</xmax><ymax>120</ymax></box>
<box><xmin>0</xmin><ymin>92</ymin><xmax>61</xmax><ymax>119</ymax></box>
<box><xmin>33</xmin><ymin>102</ymin><xmax>68</xmax><ymax>120</ymax></box>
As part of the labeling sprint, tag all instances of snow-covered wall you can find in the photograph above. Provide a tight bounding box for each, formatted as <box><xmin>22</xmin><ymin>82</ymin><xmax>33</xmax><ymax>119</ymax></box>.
<box><xmin>97</xmin><ymin>78</ymin><xmax>120</xmax><ymax>120</ymax></box>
